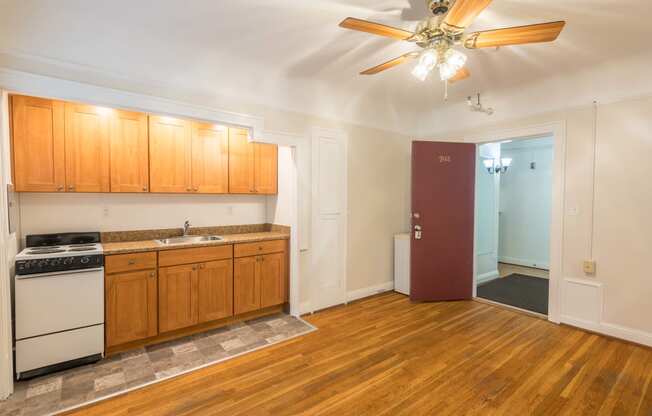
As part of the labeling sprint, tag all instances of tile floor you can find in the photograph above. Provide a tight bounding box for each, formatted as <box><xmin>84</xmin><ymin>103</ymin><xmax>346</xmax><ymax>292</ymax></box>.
<box><xmin>0</xmin><ymin>313</ymin><xmax>315</xmax><ymax>416</ymax></box>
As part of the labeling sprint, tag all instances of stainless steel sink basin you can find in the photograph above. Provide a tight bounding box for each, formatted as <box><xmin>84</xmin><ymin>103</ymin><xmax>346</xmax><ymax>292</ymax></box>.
<box><xmin>156</xmin><ymin>235</ymin><xmax>224</xmax><ymax>245</ymax></box>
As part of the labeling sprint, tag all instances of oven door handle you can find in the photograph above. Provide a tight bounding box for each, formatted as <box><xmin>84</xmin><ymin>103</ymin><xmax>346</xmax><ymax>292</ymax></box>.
<box><xmin>15</xmin><ymin>267</ymin><xmax>104</xmax><ymax>280</ymax></box>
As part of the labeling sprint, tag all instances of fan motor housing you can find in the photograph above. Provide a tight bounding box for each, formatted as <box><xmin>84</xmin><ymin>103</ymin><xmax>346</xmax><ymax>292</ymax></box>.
<box><xmin>426</xmin><ymin>0</ymin><xmax>451</xmax><ymax>16</ymax></box>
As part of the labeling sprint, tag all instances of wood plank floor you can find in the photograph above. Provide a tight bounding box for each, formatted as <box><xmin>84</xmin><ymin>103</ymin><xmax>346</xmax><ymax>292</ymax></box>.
<box><xmin>64</xmin><ymin>292</ymin><xmax>652</xmax><ymax>416</ymax></box>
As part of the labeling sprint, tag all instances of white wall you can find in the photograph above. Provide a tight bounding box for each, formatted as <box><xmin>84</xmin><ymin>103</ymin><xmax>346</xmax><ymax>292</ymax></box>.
<box><xmin>475</xmin><ymin>143</ymin><xmax>500</xmax><ymax>283</ymax></box>
<box><xmin>498</xmin><ymin>137</ymin><xmax>553</xmax><ymax>269</ymax></box>
<box><xmin>18</xmin><ymin>193</ymin><xmax>267</xmax><ymax>239</ymax></box>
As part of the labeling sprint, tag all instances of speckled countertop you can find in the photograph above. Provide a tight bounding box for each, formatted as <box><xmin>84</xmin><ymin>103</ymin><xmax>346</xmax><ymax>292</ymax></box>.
<box><xmin>101</xmin><ymin>225</ymin><xmax>289</xmax><ymax>255</ymax></box>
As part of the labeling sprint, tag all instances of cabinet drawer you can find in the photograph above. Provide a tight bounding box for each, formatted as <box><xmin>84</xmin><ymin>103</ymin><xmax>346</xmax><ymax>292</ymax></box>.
<box><xmin>105</xmin><ymin>252</ymin><xmax>157</xmax><ymax>274</ymax></box>
<box><xmin>159</xmin><ymin>245</ymin><xmax>233</xmax><ymax>267</ymax></box>
<box><xmin>234</xmin><ymin>239</ymin><xmax>286</xmax><ymax>258</ymax></box>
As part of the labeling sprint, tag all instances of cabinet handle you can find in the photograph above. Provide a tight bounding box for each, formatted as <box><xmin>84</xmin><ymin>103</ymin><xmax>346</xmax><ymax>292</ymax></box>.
<box><xmin>68</xmin><ymin>185</ymin><xmax>75</xmax><ymax>191</ymax></box>
<box><xmin>142</xmin><ymin>186</ymin><xmax>148</xmax><ymax>192</ymax></box>
<box><xmin>57</xmin><ymin>185</ymin><xmax>64</xmax><ymax>191</ymax></box>
<box><xmin>128</xmin><ymin>259</ymin><xmax>136</xmax><ymax>265</ymax></box>
<box><xmin>149</xmin><ymin>272</ymin><xmax>155</xmax><ymax>278</ymax></box>
<box><xmin>187</xmin><ymin>187</ymin><xmax>192</xmax><ymax>192</ymax></box>
<box><xmin>200</xmin><ymin>263</ymin><xmax>205</xmax><ymax>269</ymax></box>
<box><xmin>192</xmin><ymin>265</ymin><xmax>197</xmax><ymax>270</ymax></box>
<box><xmin>194</xmin><ymin>187</ymin><xmax>199</xmax><ymax>192</ymax></box>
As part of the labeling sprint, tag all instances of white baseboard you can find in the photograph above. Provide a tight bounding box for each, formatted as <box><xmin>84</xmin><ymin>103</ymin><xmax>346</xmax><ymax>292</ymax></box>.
<box><xmin>561</xmin><ymin>315</ymin><xmax>652</xmax><ymax>347</ymax></box>
<box><xmin>477</xmin><ymin>270</ymin><xmax>499</xmax><ymax>284</ymax></box>
<box><xmin>347</xmin><ymin>281</ymin><xmax>394</xmax><ymax>303</ymax></box>
<box><xmin>499</xmin><ymin>256</ymin><xmax>549</xmax><ymax>270</ymax></box>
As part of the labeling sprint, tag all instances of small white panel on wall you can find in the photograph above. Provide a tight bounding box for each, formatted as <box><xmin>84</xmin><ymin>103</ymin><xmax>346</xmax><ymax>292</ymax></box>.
<box><xmin>562</xmin><ymin>278</ymin><xmax>602</xmax><ymax>326</ymax></box>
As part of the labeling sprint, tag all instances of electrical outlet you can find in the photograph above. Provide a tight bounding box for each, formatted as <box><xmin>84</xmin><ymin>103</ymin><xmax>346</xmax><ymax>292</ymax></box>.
<box><xmin>583</xmin><ymin>260</ymin><xmax>596</xmax><ymax>275</ymax></box>
<box><xmin>102</xmin><ymin>207</ymin><xmax>110</xmax><ymax>217</ymax></box>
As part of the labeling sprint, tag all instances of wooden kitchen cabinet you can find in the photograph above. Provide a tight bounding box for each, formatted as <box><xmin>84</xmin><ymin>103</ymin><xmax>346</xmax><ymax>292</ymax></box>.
<box><xmin>254</xmin><ymin>143</ymin><xmax>278</xmax><ymax>194</ymax></box>
<box><xmin>158</xmin><ymin>263</ymin><xmax>198</xmax><ymax>332</ymax></box>
<box><xmin>228</xmin><ymin>127</ymin><xmax>278</xmax><ymax>195</ymax></box>
<box><xmin>234</xmin><ymin>256</ymin><xmax>260</xmax><ymax>314</ymax></box>
<box><xmin>148</xmin><ymin>115</ymin><xmax>192</xmax><ymax>193</ymax></box>
<box><xmin>191</xmin><ymin>122</ymin><xmax>229</xmax><ymax>193</ymax></box>
<box><xmin>234</xmin><ymin>239</ymin><xmax>287</xmax><ymax>314</ymax></box>
<box><xmin>110</xmin><ymin>109</ymin><xmax>149</xmax><ymax>193</ymax></box>
<box><xmin>10</xmin><ymin>95</ymin><xmax>66</xmax><ymax>192</ymax></box>
<box><xmin>260</xmin><ymin>252</ymin><xmax>286</xmax><ymax>308</ymax></box>
<box><xmin>105</xmin><ymin>268</ymin><xmax>158</xmax><ymax>348</ymax></box>
<box><xmin>228</xmin><ymin>127</ymin><xmax>255</xmax><ymax>194</ymax></box>
<box><xmin>197</xmin><ymin>259</ymin><xmax>233</xmax><ymax>323</ymax></box>
<box><xmin>64</xmin><ymin>103</ymin><xmax>111</xmax><ymax>192</ymax></box>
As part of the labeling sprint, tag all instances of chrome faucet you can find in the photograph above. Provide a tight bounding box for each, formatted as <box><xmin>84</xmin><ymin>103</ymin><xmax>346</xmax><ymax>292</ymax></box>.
<box><xmin>183</xmin><ymin>220</ymin><xmax>191</xmax><ymax>236</ymax></box>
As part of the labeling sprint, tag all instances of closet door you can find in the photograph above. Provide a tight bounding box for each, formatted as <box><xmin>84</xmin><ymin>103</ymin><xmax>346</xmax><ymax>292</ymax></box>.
<box><xmin>254</xmin><ymin>143</ymin><xmax>278</xmax><ymax>194</ymax></box>
<box><xmin>191</xmin><ymin>122</ymin><xmax>229</xmax><ymax>193</ymax></box>
<box><xmin>110</xmin><ymin>109</ymin><xmax>149</xmax><ymax>193</ymax></box>
<box><xmin>11</xmin><ymin>95</ymin><xmax>66</xmax><ymax>192</ymax></box>
<box><xmin>228</xmin><ymin>127</ymin><xmax>255</xmax><ymax>194</ymax></box>
<box><xmin>149</xmin><ymin>115</ymin><xmax>192</xmax><ymax>193</ymax></box>
<box><xmin>64</xmin><ymin>103</ymin><xmax>111</xmax><ymax>192</ymax></box>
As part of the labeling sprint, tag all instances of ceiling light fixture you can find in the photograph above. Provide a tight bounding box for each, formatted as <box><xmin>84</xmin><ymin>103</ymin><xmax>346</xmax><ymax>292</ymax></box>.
<box><xmin>412</xmin><ymin>46</ymin><xmax>467</xmax><ymax>82</ymax></box>
<box><xmin>484</xmin><ymin>158</ymin><xmax>512</xmax><ymax>175</ymax></box>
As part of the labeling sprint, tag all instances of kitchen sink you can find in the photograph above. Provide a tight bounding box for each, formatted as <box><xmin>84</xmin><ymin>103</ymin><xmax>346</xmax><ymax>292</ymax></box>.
<box><xmin>156</xmin><ymin>235</ymin><xmax>224</xmax><ymax>245</ymax></box>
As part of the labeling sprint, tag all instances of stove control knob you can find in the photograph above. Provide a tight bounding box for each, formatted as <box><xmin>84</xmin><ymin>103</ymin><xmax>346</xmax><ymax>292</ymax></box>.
<box><xmin>50</xmin><ymin>259</ymin><xmax>61</xmax><ymax>266</ymax></box>
<box><xmin>64</xmin><ymin>257</ymin><xmax>74</xmax><ymax>265</ymax></box>
<box><xmin>80</xmin><ymin>257</ymin><xmax>90</xmax><ymax>264</ymax></box>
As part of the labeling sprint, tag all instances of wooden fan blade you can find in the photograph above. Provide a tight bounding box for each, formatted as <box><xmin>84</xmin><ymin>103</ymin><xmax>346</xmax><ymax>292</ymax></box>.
<box><xmin>360</xmin><ymin>53</ymin><xmax>418</xmax><ymax>75</ymax></box>
<box><xmin>449</xmin><ymin>67</ymin><xmax>470</xmax><ymax>83</ymax></box>
<box><xmin>443</xmin><ymin>0</ymin><xmax>492</xmax><ymax>31</ymax></box>
<box><xmin>339</xmin><ymin>17</ymin><xmax>414</xmax><ymax>41</ymax></box>
<box><xmin>464</xmin><ymin>21</ymin><xmax>566</xmax><ymax>49</ymax></box>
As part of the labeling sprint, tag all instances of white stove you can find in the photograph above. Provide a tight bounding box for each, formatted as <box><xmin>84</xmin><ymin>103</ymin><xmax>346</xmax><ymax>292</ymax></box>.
<box><xmin>14</xmin><ymin>232</ymin><xmax>105</xmax><ymax>379</ymax></box>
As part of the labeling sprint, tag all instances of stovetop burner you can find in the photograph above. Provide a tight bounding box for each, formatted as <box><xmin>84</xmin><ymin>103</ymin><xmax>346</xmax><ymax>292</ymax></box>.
<box><xmin>68</xmin><ymin>247</ymin><xmax>95</xmax><ymax>252</ymax></box>
<box><xmin>27</xmin><ymin>248</ymin><xmax>66</xmax><ymax>254</ymax></box>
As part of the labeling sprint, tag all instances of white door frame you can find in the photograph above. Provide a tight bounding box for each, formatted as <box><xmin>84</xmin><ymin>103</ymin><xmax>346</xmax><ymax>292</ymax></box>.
<box><xmin>255</xmin><ymin>130</ymin><xmax>308</xmax><ymax>317</ymax></box>
<box><xmin>309</xmin><ymin>127</ymin><xmax>348</xmax><ymax>313</ymax></box>
<box><xmin>469</xmin><ymin>121</ymin><xmax>566</xmax><ymax>324</ymax></box>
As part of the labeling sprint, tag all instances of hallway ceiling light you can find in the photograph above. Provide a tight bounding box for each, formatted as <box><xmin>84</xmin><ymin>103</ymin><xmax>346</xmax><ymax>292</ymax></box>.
<box><xmin>484</xmin><ymin>158</ymin><xmax>512</xmax><ymax>174</ymax></box>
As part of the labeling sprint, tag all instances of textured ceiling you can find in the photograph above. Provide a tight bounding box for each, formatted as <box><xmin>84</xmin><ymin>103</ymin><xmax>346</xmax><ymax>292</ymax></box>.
<box><xmin>1</xmin><ymin>0</ymin><xmax>650</xmax><ymax>135</ymax></box>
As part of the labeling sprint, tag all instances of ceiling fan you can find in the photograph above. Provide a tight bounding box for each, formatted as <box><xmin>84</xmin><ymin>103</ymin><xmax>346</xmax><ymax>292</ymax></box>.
<box><xmin>339</xmin><ymin>0</ymin><xmax>566</xmax><ymax>83</ymax></box>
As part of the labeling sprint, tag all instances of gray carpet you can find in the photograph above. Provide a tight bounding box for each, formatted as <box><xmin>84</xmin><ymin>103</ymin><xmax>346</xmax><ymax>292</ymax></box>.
<box><xmin>477</xmin><ymin>273</ymin><xmax>549</xmax><ymax>315</ymax></box>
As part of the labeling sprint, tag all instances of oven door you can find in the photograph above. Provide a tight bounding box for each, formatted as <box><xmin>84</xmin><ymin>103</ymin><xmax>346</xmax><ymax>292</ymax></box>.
<box><xmin>15</xmin><ymin>268</ymin><xmax>104</xmax><ymax>340</ymax></box>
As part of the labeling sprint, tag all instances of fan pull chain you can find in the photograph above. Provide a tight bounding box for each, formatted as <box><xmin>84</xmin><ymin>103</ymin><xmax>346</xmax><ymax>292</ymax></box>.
<box><xmin>444</xmin><ymin>80</ymin><xmax>449</xmax><ymax>101</ymax></box>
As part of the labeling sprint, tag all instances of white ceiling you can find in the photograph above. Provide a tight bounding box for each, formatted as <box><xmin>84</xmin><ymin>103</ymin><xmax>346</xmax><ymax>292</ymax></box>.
<box><xmin>1</xmin><ymin>0</ymin><xmax>651</xmax><ymax>136</ymax></box>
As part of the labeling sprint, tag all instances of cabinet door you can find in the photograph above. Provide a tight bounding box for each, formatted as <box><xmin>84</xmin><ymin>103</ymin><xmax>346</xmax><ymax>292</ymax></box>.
<box><xmin>254</xmin><ymin>143</ymin><xmax>278</xmax><ymax>194</ymax></box>
<box><xmin>191</xmin><ymin>122</ymin><xmax>229</xmax><ymax>194</ymax></box>
<box><xmin>11</xmin><ymin>95</ymin><xmax>66</xmax><ymax>192</ymax></box>
<box><xmin>159</xmin><ymin>264</ymin><xmax>198</xmax><ymax>332</ymax></box>
<box><xmin>228</xmin><ymin>127</ymin><xmax>255</xmax><ymax>194</ymax></box>
<box><xmin>197</xmin><ymin>259</ymin><xmax>233</xmax><ymax>323</ymax></box>
<box><xmin>149</xmin><ymin>115</ymin><xmax>192</xmax><ymax>193</ymax></box>
<box><xmin>110</xmin><ymin>110</ymin><xmax>149</xmax><ymax>193</ymax></box>
<box><xmin>106</xmin><ymin>269</ymin><xmax>158</xmax><ymax>347</ymax></box>
<box><xmin>234</xmin><ymin>256</ymin><xmax>260</xmax><ymax>314</ymax></box>
<box><xmin>260</xmin><ymin>252</ymin><xmax>286</xmax><ymax>308</ymax></box>
<box><xmin>64</xmin><ymin>103</ymin><xmax>111</xmax><ymax>192</ymax></box>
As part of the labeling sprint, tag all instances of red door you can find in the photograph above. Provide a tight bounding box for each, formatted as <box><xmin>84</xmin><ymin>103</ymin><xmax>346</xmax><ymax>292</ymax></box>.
<box><xmin>410</xmin><ymin>141</ymin><xmax>476</xmax><ymax>301</ymax></box>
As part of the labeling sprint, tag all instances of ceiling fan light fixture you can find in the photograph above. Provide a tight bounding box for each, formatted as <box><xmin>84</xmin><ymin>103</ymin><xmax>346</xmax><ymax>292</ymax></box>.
<box><xmin>445</xmin><ymin>48</ymin><xmax>467</xmax><ymax>69</ymax></box>
<box><xmin>412</xmin><ymin>48</ymin><xmax>437</xmax><ymax>81</ymax></box>
<box><xmin>438</xmin><ymin>62</ymin><xmax>457</xmax><ymax>81</ymax></box>
<box><xmin>412</xmin><ymin>63</ymin><xmax>430</xmax><ymax>81</ymax></box>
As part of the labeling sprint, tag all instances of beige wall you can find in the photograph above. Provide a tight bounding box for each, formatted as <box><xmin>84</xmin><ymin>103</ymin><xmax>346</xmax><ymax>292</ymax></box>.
<box><xmin>426</xmin><ymin>95</ymin><xmax>652</xmax><ymax>338</ymax></box>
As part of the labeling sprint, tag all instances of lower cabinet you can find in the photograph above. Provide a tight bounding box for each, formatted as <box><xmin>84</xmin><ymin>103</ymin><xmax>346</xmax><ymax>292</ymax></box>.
<box><xmin>197</xmin><ymin>260</ymin><xmax>234</xmax><ymax>323</ymax></box>
<box><xmin>158</xmin><ymin>246</ymin><xmax>235</xmax><ymax>333</ymax></box>
<box><xmin>234</xmin><ymin>250</ymin><xmax>287</xmax><ymax>314</ymax></box>
<box><xmin>106</xmin><ymin>268</ymin><xmax>158</xmax><ymax>348</ymax></box>
<box><xmin>158</xmin><ymin>263</ymin><xmax>198</xmax><ymax>333</ymax></box>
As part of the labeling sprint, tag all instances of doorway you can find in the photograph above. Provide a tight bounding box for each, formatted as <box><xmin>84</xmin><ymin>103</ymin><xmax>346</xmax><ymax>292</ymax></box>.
<box><xmin>474</xmin><ymin>136</ymin><xmax>554</xmax><ymax>315</ymax></box>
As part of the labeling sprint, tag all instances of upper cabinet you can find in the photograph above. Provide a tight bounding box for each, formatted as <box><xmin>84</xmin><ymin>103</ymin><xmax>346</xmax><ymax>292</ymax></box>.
<box><xmin>110</xmin><ymin>110</ymin><xmax>149</xmax><ymax>193</ymax></box>
<box><xmin>148</xmin><ymin>115</ymin><xmax>192</xmax><ymax>193</ymax></box>
<box><xmin>191</xmin><ymin>122</ymin><xmax>229</xmax><ymax>194</ymax></box>
<box><xmin>229</xmin><ymin>128</ymin><xmax>278</xmax><ymax>195</ymax></box>
<box><xmin>64</xmin><ymin>103</ymin><xmax>111</xmax><ymax>193</ymax></box>
<box><xmin>11</xmin><ymin>96</ymin><xmax>66</xmax><ymax>192</ymax></box>
<box><xmin>10</xmin><ymin>95</ymin><xmax>277</xmax><ymax>195</ymax></box>
<box><xmin>255</xmin><ymin>143</ymin><xmax>278</xmax><ymax>195</ymax></box>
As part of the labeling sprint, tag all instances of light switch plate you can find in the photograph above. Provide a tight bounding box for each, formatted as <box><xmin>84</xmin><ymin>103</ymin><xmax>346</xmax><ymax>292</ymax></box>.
<box><xmin>583</xmin><ymin>260</ymin><xmax>596</xmax><ymax>274</ymax></box>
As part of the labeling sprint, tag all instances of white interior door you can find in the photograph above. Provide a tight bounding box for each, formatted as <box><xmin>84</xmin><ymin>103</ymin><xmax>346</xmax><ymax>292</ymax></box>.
<box><xmin>311</xmin><ymin>128</ymin><xmax>347</xmax><ymax>312</ymax></box>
